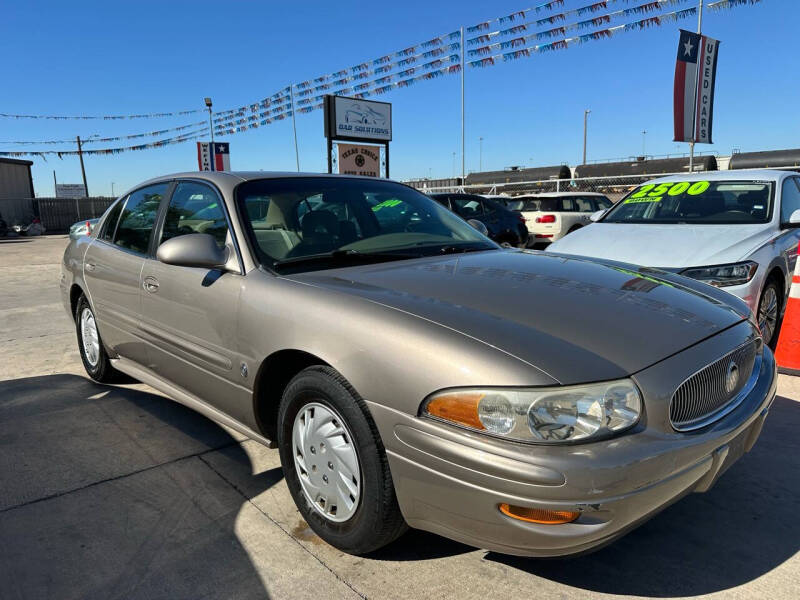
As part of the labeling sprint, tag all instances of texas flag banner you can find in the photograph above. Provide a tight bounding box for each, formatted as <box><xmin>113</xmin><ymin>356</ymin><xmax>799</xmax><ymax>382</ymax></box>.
<box><xmin>213</xmin><ymin>142</ymin><xmax>230</xmax><ymax>171</ymax></box>
<box><xmin>673</xmin><ymin>29</ymin><xmax>702</xmax><ymax>143</ymax></box>
<box><xmin>674</xmin><ymin>29</ymin><xmax>720</xmax><ymax>144</ymax></box>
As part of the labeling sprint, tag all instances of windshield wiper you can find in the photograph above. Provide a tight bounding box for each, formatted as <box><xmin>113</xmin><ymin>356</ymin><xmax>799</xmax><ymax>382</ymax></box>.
<box><xmin>436</xmin><ymin>244</ymin><xmax>497</xmax><ymax>255</ymax></box>
<box><xmin>272</xmin><ymin>249</ymin><xmax>423</xmax><ymax>270</ymax></box>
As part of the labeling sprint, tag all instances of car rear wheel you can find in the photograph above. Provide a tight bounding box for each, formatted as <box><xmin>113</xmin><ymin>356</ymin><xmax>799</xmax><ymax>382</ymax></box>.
<box><xmin>75</xmin><ymin>295</ymin><xmax>123</xmax><ymax>382</ymax></box>
<box><xmin>567</xmin><ymin>225</ymin><xmax>582</xmax><ymax>234</ymax></box>
<box><xmin>278</xmin><ymin>366</ymin><xmax>407</xmax><ymax>554</ymax></box>
<box><xmin>757</xmin><ymin>279</ymin><xmax>782</xmax><ymax>349</ymax></box>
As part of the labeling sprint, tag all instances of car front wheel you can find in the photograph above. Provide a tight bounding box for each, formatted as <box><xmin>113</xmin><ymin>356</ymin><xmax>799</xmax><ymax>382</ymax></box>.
<box><xmin>278</xmin><ymin>366</ymin><xmax>407</xmax><ymax>555</ymax></box>
<box><xmin>757</xmin><ymin>279</ymin><xmax>782</xmax><ymax>348</ymax></box>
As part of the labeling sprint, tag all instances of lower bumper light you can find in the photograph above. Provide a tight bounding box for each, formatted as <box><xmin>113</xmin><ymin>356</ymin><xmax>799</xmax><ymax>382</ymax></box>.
<box><xmin>499</xmin><ymin>503</ymin><xmax>579</xmax><ymax>525</ymax></box>
<box><xmin>535</xmin><ymin>234</ymin><xmax>554</xmax><ymax>238</ymax></box>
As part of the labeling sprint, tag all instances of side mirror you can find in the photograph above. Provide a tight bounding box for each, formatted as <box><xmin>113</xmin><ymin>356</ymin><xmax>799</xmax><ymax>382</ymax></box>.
<box><xmin>156</xmin><ymin>233</ymin><xmax>228</xmax><ymax>269</ymax></box>
<box><xmin>788</xmin><ymin>209</ymin><xmax>800</xmax><ymax>226</ymax></box>
<box><xmin>589</xmin><ymin>210</ymin><xmax>606</xmax><ymax>223</ymax></box>
<box><xmin>467</xmin><ymin>218</ymin><xmax>489</xmax><ymax>236</ymax></box>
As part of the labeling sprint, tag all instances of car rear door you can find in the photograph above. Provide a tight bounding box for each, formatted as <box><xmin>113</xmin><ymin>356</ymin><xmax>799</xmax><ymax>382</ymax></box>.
<box><xmin>82</xmin><ymin>183</ymin><xmax>168</xmax><ymax>366</ymax></box>
<box><xmin>138</xmin><ymin>179</ymin><xmax>250</xmax><ymax>424</ymax></box>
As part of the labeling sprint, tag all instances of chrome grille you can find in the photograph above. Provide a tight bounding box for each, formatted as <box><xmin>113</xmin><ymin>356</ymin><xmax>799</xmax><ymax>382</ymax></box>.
<box><xmin>670</xmin><ymin>340</ymin><xmax>759</xmax><ymax>431</ymax></box>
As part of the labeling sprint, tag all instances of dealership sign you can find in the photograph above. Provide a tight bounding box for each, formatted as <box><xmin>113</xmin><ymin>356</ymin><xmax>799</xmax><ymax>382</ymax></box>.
<box><xmin>338</xmin><ymin>143</ymin><xmax>380</xmax><ymax>177</ymax></box>
<box><xmin>325</xmin><ymin>96</ymin><xmax>392</xmax><ymax>142</ymax></box>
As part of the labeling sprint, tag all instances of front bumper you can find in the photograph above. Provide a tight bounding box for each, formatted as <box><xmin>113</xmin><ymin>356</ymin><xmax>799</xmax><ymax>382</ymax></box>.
<box><xmin>370</xmin><ymin>323</ymin><xmax>777</xmax><ymax>557</ymax></box>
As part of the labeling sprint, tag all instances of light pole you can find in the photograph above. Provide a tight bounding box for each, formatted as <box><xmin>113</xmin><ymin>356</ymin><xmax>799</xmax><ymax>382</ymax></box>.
<box><xmin>204</xmin><ymin>97</ymin><xmax>214</xmax><ymax>143</ymax></box>
<box><xmin>111</xmin><ymin>182</ymin><xmax>115</xmax><ymax>196</ymax></box>
<box><xmin>479</xmin><ymin>137</ymin><xmax>483</xmax><ymax>172</ymax></box>
<box><xmin>582</xmin><ymin>109</ymin><xmax>591</xmax><ymax>164</ymax></box>
<box><xmin>642</xmin><ymin>130</ymin><xmax>647</xmax><ymax>157</ymax></box>
<box><xmin>452</xmin><ymin>152</ymin><xmax>456</xmax><ymax>178</ymax></box>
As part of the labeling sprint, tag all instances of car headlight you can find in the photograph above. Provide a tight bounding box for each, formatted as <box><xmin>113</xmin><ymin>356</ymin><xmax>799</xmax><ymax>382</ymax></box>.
<box><xmin>681</xmin><ymin>261</ymin><xmax>758</xmax><ymax>287</ymax></box>
<box><xmin>422</xmin><ymin>380</ymin><xmax>642</xmax><ymax>444</ymax></box>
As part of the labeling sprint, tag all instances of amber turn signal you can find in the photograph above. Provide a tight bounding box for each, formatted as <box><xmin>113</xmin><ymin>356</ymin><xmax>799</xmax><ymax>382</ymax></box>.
<box><xmin>499</xmin><ymin>503</ymin><xmax>580</xmax><ymax>525</ymax></box>
<box><xmin>424</xmin><ymin>392</ymin><xmax>485</xmax><ymax>430</ymax></box>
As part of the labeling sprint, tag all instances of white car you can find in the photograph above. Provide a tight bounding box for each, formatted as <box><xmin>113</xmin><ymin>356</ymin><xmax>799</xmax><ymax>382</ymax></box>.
<box><xmin>513</xmin><ymin>192</ymin><xmax>613</xmax><ymax>246</ymax></box>
<box><xmin>547</xmin><ymin>169</ymin><xmax>800</xmax><ymax>346</ymax></box>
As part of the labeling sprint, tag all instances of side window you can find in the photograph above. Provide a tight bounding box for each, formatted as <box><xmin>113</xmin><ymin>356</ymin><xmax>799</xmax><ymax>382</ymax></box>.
<box><xmin>113</xmin><ymin>184</ymin><xmax>168</xmax><ymax>255</ymax></box>
<box><xmin>559</xmin><ymin>198</ymin><xmax>577</xmax><ymax>212</ymax></box>
<box><xmin>781</xmin><ymin>178</ymin><xmax>800</xmax><ymax>223</ymax></box>
<box><xmin>574</xmin><ymin>197</ymin><xmax>594</xmax><ymax>212</ymax></box>
<box><xmin>161</xmin><ymin>181</ymin><xmax>229</xmax><ymax>248</ymax></box>
<box><xmin>100</xmin><ymin>197</ymin><xmax>125</xmax><ymax>242</ymax></box>
<box><xmin>451</xmin><ymin>196</ymin><xmax>483</xmax><ymax>217</ymax></box>
<box><xmin>594</xmin><ymin>197</ymin><xmax>613</xmax><ymax>210</ymax></box>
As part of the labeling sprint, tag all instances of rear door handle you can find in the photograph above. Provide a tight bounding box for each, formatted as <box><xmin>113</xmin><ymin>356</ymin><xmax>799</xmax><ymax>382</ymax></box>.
<box><xmin>85</xmin><ymin>262</ymin><xmax>96</xmax><ymax>272</ymax></box>
<box><xmin>143</xmin><ymin>276</ymin><xmax>159</xmax><ymax>293</ymax></box>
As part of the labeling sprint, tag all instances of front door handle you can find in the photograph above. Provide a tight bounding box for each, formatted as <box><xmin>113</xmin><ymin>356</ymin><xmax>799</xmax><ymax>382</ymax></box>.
<box><xmin>143</xmin><ymin>276</ymin><xmax>159</xmax><ymax>293</ymax></box>
<box><xmin>85</xmin><ymin>262</ymin><xmax>96</xmax><ymax>272</ymax></box>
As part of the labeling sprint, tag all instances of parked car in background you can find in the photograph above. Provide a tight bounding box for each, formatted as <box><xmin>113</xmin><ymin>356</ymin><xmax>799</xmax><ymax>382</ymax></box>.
<box><xmin>62</xmin><ymin>171</ymin><xmax>776</xmax><ymax>558</ymax></box>
<box><xmin>514</xmin><ymin>192</ymin><xmax>612</xmax><ymax>247</ymax></box>
<box><xmin>429</xmin><ymin>193</ymin><xmax>528</xmax><ymax>247</ymax></box>
<box><xmin>548</xmin><ymin>170</ymin><xmax>800</xmax><ymax>347</ymax></box>
<box><xmin>69</xmin><ymin>218</ymin><xmax>100</xmax><ymax>240</ymax></box>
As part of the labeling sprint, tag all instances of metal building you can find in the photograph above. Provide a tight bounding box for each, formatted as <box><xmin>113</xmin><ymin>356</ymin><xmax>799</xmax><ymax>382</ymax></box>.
<box><xmin>0</xmin><ymin>158</ymin><xmax>35</xmax><ymax>199</ymax></box>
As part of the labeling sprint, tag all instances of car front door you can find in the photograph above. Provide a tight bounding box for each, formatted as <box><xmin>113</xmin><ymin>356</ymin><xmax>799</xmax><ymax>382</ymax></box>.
<box><xmin>82</xmin><ymin>183</ymin><xmax>168</xmax><ymax>366</ymax></box>
<box><xmin>138</xmin><ymin>180</ymin><xmax>250</xmax><ymax>424</ymax></box>
<box><xmin>779</xmin><ymin>177</ymin><xmax>800</xmax><ymax>291</ymax></box>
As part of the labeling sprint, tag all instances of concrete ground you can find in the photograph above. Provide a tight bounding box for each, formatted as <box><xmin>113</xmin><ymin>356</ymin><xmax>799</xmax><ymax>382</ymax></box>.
<box><xmin>1</xmin><ymin>235</ymin><xmax>798</xmax><ymax>600</ymax></box>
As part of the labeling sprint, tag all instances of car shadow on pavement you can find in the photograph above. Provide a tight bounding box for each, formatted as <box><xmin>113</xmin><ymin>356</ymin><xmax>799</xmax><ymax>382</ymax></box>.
<box><xmin>0</xmin><ymin>374</ymin><xmax>279</xmax><ymax>600</ymax></box>
<box><xmin>485</xmin><ymin>395</ymin><xmax>800</xmax><ymax>597</ymax></box>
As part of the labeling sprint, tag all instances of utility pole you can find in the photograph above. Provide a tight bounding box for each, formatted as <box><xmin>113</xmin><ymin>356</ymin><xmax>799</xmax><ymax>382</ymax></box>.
<box><xmin>53</xmin><ymin>170</ymin><xmax>57</xmax><ymax>196</ymax></box>
<box><xmin>460</xmin><ymin>26</ymin><xmax>465</xmax><ymax>186</ymax></box>
<box><xmin>689</xmin><ymin>0</ymin><xmax>704</xmax><ymax>172</ymax></box>
<box><xmin>479</xmin><ymin>137</ymin><xmax>483</xmax><ymax>172</ymax></box>
<box><xmin>289</xmin><ymin>85</ymin><xmax>300</xmax><ymax>172</ymax></box>
<box><xmin>111</xmin><ymin>182</ymin><xmax>115</xmax><ymax>197</ymax></box>
<box><xmin>76</xmin><ymin>136</ymin><xmax>88</xmax><ymax>197</ymax></box>
<box><xmin>642</xmin><ymin>130</ymin><xmax>647</xmax><ymax>157</ymax></box>
<box><xmin>582</xmin><ymin>109</ymin><xmax>591</xmax><ymax>164</ymax></box>
<box><xmin>452</xmin><ymin>152</ymin><xmax>456</xmax><ymax>178</ymax></box>
<box><xmin>204</xmin><ymin>97</ymin><xmax>214</xmax><ymax>144</ymax></box>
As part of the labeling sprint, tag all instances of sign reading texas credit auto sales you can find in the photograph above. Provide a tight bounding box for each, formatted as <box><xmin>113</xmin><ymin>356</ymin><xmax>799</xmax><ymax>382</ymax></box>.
<box><xmin>330</xmin><ymin>96</ymin><xmax>392</xmax><ymax>142</ymax></box>
<box><xmin>338</xmin><ymin>143</ymin><xmax>380</xmax><ymax>177</ymax></box>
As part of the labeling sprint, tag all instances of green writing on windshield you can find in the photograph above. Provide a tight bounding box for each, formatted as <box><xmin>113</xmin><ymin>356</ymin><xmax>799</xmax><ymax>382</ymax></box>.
<box><xmin>627</xmin><ymin>180</ymin><xmax>711</xmax><ymax>202</ymax></box>
<box><xmin>372</xmin><ymin>199</ymin><xmax>402</xmax><ymax>212</ymax></box>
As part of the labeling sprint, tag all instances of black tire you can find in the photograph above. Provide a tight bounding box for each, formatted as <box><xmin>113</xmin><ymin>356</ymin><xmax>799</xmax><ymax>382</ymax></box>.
<box><xmin>757</xmin><ymin>278</ymin><xmax>783</xmax><ymax>350</ymax></box>
<box><xmin>75</xmin><ymin>294</ymin><xmax>124</xmax><ymax>383</ymax></box>
<box><xmin>278</xmin><ymin>366</ymin><xmax>407</xmax><ymax>555</ymax></box>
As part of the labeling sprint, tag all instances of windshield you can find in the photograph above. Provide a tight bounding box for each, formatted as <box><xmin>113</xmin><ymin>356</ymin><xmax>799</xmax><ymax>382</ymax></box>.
<box><xmin>603</xmin><ymin>180</ymin><xmax>774</xmax><ymax>224</ymax></box>
<box><xmin>236</xmin><ymin>177</ymin><xmax>497</xmax><ymax>272</ymax></box>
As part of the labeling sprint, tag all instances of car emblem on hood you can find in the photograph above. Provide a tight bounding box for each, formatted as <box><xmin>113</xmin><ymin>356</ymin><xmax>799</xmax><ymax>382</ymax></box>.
<box><xmin>725</xmin><ymin>361</ymin><xmax>739</xmax><ymax>395</ymax></box>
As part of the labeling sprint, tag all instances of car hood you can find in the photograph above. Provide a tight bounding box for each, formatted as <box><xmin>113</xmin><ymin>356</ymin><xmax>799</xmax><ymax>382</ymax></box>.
<box><xmin>287</xmin><ymin>250</ymin><xmax>746</xmax><ymax>384</ymax></box>
<box><xmin>548</xmin><ymin>222</ymin><xmax>774</xmax><ymax>268</ymax></box>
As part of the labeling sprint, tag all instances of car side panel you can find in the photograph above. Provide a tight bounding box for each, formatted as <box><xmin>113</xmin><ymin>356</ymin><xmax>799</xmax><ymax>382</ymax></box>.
<box><xmin>82</xmin><ymin>239</ymin><xmax>149</xmax><ymax>365</ymax></box>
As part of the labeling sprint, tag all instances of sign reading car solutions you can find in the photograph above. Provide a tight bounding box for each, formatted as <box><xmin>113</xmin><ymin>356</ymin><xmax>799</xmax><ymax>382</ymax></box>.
<box><xmin>326</xmin><ymin>96</ymin><xmax>392</xmax><ymax>142</ymax></box>
<box><xmin>338</xmin><ymin>143</ymin><xmax>380</xmax><ymax>177</ymax></box>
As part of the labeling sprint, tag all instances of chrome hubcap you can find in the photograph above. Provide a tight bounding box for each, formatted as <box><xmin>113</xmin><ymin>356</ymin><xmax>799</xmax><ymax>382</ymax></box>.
<box><xmin>292</xmin><ymin>402</ymin><xmax>361</xmax><ymax>522</ymax></box>
<box><xmin>80</xmin><ymin>307</ymin><xmax>100</xmax><ymax>367</ymax></box>
<box><xmin>758</xmin><ymin>286</ymin><xmax>778</xmax><ymax>345</ymax></box>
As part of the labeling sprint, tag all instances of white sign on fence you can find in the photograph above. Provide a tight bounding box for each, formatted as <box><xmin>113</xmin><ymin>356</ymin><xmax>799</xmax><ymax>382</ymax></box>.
<box><xmin>55</xmin><ymin>183</ymin><xmax>87</xmax><ymax>198</ymax></box>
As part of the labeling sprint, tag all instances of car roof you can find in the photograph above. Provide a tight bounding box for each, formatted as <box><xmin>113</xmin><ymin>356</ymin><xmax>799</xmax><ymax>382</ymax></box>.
<box><xmin>516</xmin><ymin>192</ymin><xmax>607</xmax><ymax>198</ymax></box>
<box><xmin>649</xmin><ymin>168</ymin><xmax>791</xmax><ymax>183</ymax></box>
<box><xmin>120</xmin><ymin>171</ymin><xmax>408</xmax><ymax>200</ymax></box>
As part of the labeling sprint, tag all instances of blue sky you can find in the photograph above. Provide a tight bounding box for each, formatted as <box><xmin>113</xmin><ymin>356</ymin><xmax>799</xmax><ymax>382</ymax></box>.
<box><xmin>2</xmin><ymin>0</ymin><xmax>797</xmax><ymax>197</ymax></box>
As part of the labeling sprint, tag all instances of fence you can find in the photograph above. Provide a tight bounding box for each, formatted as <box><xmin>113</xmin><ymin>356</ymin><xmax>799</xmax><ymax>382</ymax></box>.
<box><xmin>0</xmin><ymin>197</ymin><xmax>115</xmax><ymax>233</ymax></box>
<box><xmin>407</xmin><ymin>167</ymin><xmax>800</xmax><ymax>202</ymax></box>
